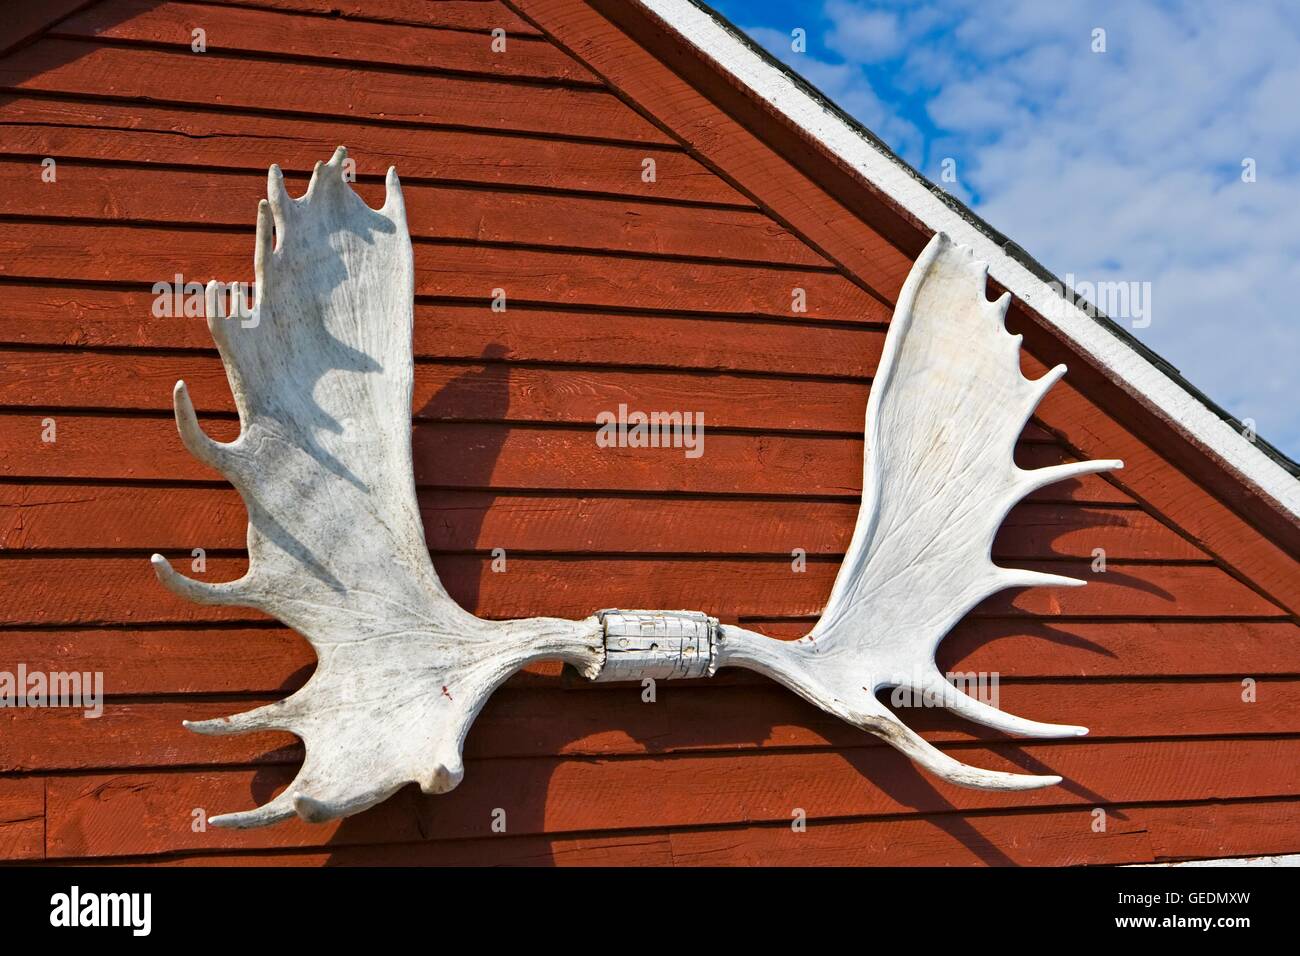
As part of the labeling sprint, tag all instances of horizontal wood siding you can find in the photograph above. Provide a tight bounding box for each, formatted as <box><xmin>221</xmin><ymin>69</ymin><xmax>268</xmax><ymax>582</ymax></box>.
<box><xmin>0</xmin><ymin>0</ymin><xmax>1296</xmax><ymax>867</ymax></box>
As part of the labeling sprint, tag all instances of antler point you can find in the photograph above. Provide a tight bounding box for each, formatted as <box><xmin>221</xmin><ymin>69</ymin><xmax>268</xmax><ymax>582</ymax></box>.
<box><xmin>292</xmin><ymin>792</ymin><xmax>331</xmax><ymax>823</ymax></box>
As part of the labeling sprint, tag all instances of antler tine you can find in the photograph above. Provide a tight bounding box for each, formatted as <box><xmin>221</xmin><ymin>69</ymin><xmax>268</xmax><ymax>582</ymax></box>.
<box><xmin>152</xmin><ymin>374</ymin><xmax>255</xmax><ymax>602</ymax></box>
<box><xmin>1026</xmin><ymin>361</ymin><xmax>1068</xmax><ymax>411</ymax></box>
<box><xmin>208</xmin><ymin>798</ymin><xmax>297</xmax><ymax>829</ymax></box>
<box><xmin>150</xmin><ymin>552</ymin><xmax>252</xmax><ymax>606</ymax></box>
<box><xmin>267</xmin><ymin>162</ymin><xmax>292</xmax><ymax>237</ymax></box>
<box><xmin>705</xmin><ymin>232</ymin><xmax>1124</xmax><ymax>792</ymax></box>
<box><xmin>867</xmin><ymin>706</ymin><xmax>1064</xmax><ymax>790</ymax></box>
<box><xmin>909</xmin><ymin>667</ymin><xmax>1088</xmax><ymax>738</ymax></box>
<box><xmin>381</xmin><ymin>165</ymin><xmax>406</xmax><ymax>220</ymax></box>
<box><xmin>1016</xmin><ymin>458</ymin><xmax>1125</xmax><ymax>499</ymax></box>
<box><xmin>170</xmin><ymin>379</ymin><xmax>239</xmax><ymax>475</ymax></box>
<box><xmin>715</xmin><ymin>624</ymin><xmax>1065</xmax><ymax>790</ymax></box>
<box><xmin>183</xmin><ymin>697</ymin><xmax>301</xmax><ymax>736</ymax></box>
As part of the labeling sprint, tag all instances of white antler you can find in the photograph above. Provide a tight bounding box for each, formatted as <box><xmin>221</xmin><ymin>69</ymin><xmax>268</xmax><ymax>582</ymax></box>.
<box><xmin>154</xmin><ymin>153</ymin><xmax>1121</xmax><ymax>826</ymax></box>
<box><xmin>151</xmin><ymin>148</ymin><xmax>602</xmax><ymax>827</ymax></box>
<box><xmin>712</xmin><ymin>233</ymin><xmax>1122</xmax><ymax>790</ymax></box>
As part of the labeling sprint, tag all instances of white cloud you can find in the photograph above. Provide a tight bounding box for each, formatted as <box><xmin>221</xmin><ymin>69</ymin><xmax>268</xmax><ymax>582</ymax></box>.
<box><xmin>823</xmin><ymin>1</ymin><xmax>905</xmax><ymax>61</ymax></box>
<box><xmin>743</xmin><ymin>0</ymin><xmax>1300</xmax><ymax>457</ymax></box>
<box><xmin>741</xmin><ymin>24</ymin><xmax>924</xmax><ymax>160</ymax></box>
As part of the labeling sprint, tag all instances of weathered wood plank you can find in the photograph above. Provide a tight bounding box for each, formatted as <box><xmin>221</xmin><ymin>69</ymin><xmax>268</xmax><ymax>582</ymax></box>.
<box><xmin>0</xmin><ymin>351</ymin><xmax>1063</xmax><ymax>441</ymax></box>
<box><xmin>0</xmin><ymin>160</ymin><xmax>817</xmax><ymax>264</ymax></box>
<box><xmin>0</xmin><ymin>352</ymin><xmax>874</xmax><ymax>432</ymax></box>
<box><xmin>3</xmin><ymin>679</ymin><xmax>1292</xmax><ymax>773</ymax></box>
<box><xmin>1140</xmin><ymin>798</ymin><xmax>1300</xmax><ymax>863</ymax></box>
<box><xmin>100</xmin><ymin>830</ymin><xmax>678</xmax><ymax>866</ymax></box>
<box><xmin>666</xmin><ymin>799</ymin><xmax>1300</xmax><ymax>867</ymax></box>
<box><xmin>0</xmin><ymin>96</ymin><xmax>744</xmax><ymax>204</ymax></box>
<box><xmin>56</xmin><ymin>0</ymin><xmax>597</xmax><ymax>83</ymax></box>
<box><xmin>0</xmin><ymin>38</ymin><xmax>672</xmax><ymax>143</ymax></box>
<box><xmin>0</xmin><ymin>222</ymin><xmax>882</xmax><ymax>322</ymax></box>
<box><xmin>0</xmin><ymin>778</ymin><xmax>44</xmax><ymax>861</ymax></box>
<box><xmin>140</xmin><ymin>831</ymin><xmax>675</xmax><ymax>866</ymax></box>
<box><xmin>42</xmin><ymin>738</ymin><xmax>1300</xmax><ymax>857</ymax></box>
<box><xmin>0</xmin><ymin>415</ymin><xmax>1125</xmax><ymax>501</ymax></box>
<box><xmin>211</xmin><ymin>0</ymin><xmax>543</xmax><ymax>35</ymax></box>
<box><xmin>0</xmin><ymin>288</ymin><xmax>879</xmax><ymax>378</ymax></box>
<box><xmin>1</xmin><ymin>486</ymin><xmax>1196</xmax><ymax>561</ymax></box>
<box><xmin>75</xmin><ymin>798</ymin><xmax>1300</xmax><ymax>867</ymax></box>
<box><xmin>0</xmin><ymin>0</ymin><xmax>1291</xmax><ymax>875</ymax></box>
<box><xmin>668</xmin><ymin>806</ymin><xmax>1151</xmax><ymax>866</ymax></box>
<box><xmin>0</xmin><ymin>555</ymin><xmax>1277</xmax><ymax>626</ymax></box>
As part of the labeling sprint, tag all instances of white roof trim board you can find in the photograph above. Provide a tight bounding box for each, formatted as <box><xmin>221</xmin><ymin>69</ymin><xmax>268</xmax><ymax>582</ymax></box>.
<box><xmin>638</xmin><ymin>0</ymin><xmax>1300</xmax><ymax>522</ymax></box>
<box><xmin>1129</xmin><ymin>853</ymin><xmax>1299</xmax><ymax>867</ymax></box>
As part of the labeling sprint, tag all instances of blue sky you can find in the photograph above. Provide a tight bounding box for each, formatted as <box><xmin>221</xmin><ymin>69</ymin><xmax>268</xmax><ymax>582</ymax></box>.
<box><xmin>710</xmin><ymin>0</ymin><xmax>1300</xmax><ymax>461</ymax></box>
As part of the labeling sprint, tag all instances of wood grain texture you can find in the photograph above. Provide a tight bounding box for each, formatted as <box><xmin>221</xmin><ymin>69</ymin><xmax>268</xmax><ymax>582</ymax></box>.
<box><xmin>97</xmin><ymin>830</ymin><xmax>680</xmax><ymax>866</ymax></box>
<box><xmin>0</xmin><ymin>288</ymin><xmax>882</xmax><ymax>378</ymax></box>
<box><xmin>4</xmin><ymin>679</ymin><xmax>1294</xmax><ymax>773</ymax></box>
<box><xmin>0</xmin><ymin>38</ymin><xmax>672</xmax><ymax>143</ymax></box>
<box><xmin>0</xmin><ymin>555</ymin><xmax>1279</xmax><ymax>627</ymax></box>
<box><xmin>62</xmin><ymin>798</ymin><xmax>1300</xmax><ymax>867</ymax></box>
<box><xmin>0</xmin><ymin>222</ymin><xmax>882</xmax><ymax>321</ymax></box>
<box><xmin>42</xmin><ymin>738</ymin><xmax>1300</xmax><ymax>858</ymax></box>
<box><xmin>663</xmin><ymin>798</ymin><xmax>1300</xmax><ymax>867</ymax></box>
<box><xmin>56</xmin><ymin>0</ymin><xmax>598</xmax><ymax>83</ymax></box>
<box><xmin>0</xmin><ymin>415</ymin><xmax>1122</xmax><ymax>501</ymax></box>
<box><xmin>4</xmin><ymin>348</ymin><xmax>1055</xmax><ymax>435</ymax></box>
<box><xmin>0</xmin><ymin>779</ymin><xmax>44</xmax><ymax>861</ymax></box>
<box><xmin>0</xmin><ymin>96</ymin><xmax>746</xmax><ymax>204</ymax></box>
<box><xmin>0</xmin><ymin>484</ymin><xmax>1201</xmax><ymax>561</ymax></box>
<box><xmin>0</xmin><ymin>160</ymin><xmax>818</xmax><ymax>264</ymax></box>
<box><xmin>212</xmin><ymin>0</ymin><xmax>544</xmax><ymax>35</ymax></box>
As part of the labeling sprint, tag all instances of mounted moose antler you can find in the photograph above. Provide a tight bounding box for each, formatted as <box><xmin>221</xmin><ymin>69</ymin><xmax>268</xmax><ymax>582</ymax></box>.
<box><xmin>152</xmin><ymin>149</ymin><xmax>1121</xmax><ymax>826</ymax></box>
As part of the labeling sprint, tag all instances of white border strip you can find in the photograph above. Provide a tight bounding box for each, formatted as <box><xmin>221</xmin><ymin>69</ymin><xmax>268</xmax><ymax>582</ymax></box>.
<box><xmin>639</xmin><ymin>0</ymin><xmax>1300</xmax><ymax>521</ymax></box>
<box><xmin>1128</xmin><ymin>853</ymin><xmax>1298</xmax><ymax>867</ymax></box>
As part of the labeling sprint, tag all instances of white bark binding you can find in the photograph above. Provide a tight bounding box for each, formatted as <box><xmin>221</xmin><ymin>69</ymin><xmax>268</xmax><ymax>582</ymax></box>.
<box><xmin>153</xmin><ymin>151</ymin><xmax>1120</xmax><ymax>825</ymax></box>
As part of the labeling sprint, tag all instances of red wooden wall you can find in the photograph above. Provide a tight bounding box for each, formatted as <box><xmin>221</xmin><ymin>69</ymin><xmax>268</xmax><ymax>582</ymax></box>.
<box><xmin>0</xmin><ymin>0</ymin><xmax>1297</xmax><ymax>865</ymax></box>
